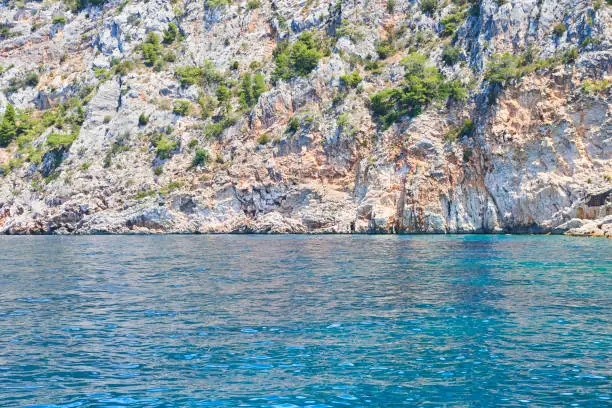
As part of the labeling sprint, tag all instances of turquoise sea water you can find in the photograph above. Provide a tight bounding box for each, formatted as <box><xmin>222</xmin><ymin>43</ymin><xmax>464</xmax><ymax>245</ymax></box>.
<box><xmin>0</xmin><ymin>235</ymin><xmax>610</xmax><ymax>407</ymax></box>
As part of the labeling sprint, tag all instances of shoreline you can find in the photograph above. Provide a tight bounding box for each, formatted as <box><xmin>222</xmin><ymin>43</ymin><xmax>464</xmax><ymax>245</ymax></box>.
<box><xmin>0</xmin><ymin>230</ymin><xmax>608</xmax><ymax>237</ymax></box>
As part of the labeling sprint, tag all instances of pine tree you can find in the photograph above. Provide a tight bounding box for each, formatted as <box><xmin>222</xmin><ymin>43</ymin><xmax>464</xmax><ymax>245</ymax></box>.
<box><xmin>239</xmin><ymin>73</ymin><xmax>253</xmax><ymax>109</ymax></box>
<box><xmin>252</xmin><ymin>73</ymin><xmax>266</xmax><ymax>102</ymax></box>
<box><xmin>0</xmin><ymin>103</ymin><xmax>17</xmax><ymax>147</ymax></box>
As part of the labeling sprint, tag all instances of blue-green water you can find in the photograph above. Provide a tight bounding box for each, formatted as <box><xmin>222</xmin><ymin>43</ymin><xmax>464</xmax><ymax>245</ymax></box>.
<box><xmin>0</xmin><ymin>235</ymin><xmax>610</xmax><ymax>407</ymax></box>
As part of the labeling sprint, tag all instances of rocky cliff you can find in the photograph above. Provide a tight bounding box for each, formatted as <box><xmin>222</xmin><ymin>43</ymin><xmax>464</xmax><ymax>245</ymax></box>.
<box><xmin>0</xmin><ymin>0</ymin><xmax>610</xmax><ymax>235</ymax></box>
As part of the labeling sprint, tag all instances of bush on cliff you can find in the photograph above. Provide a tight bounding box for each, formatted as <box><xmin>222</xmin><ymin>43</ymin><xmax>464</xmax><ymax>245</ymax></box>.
<box><xmin>172</xmin><ymin>100</ymin><xmax>191</xmax><ymax>116</ymax></box>
<box><xmin>370</xmin><ymin>53</ymin><xmax>466</xmax><ymax>128</ymax></box>
<box><xmin>142</xmin><ymin>32</ymin><xmax>163</xmax><ymax>66</ymax></box>
<box><xmin>239</xmin><ymin>72</ymin><xmax>267</xmax><ymax>109</ymax></box>
<box><xmin>340</xmin><ymin>70</ymin><xmax>363</xmax><ymax>88</ymax></box>
<box><xmin>442</xmin><ymin>45</ymin><xmax>461</xmax><ymax>65</ymax></box>
<box><xmin>272</xmin><ymin>31</ymin><xmax>324</xmax><ymax>83</ymax></box>
<box><xmin>0</xmin><ymin>104</ymin><xmax>17</xmax><ymax>147</ymax></box>
<box><xmin>46</xmin><ymin>132</ymin><xmax>77</xmax><ymax>149</ymax></box>
<box><xmin>485</xmin><ymin>48</ymin><xmax>579</xmax><ymax>87</ymax></box>
<box><xmin>192</xmin><ymin>148</ymin><xmax>210</xmax><ymax>167</ymax></box>
<box><xmin>175</xmin><ymin>61</ymin><xmax>225</xmax><ymax>88</ymax></box>
<box><xmin>163</xmin><ymin>23</ymin><xmax>180</xmax><ymax>44</ymax></box>
<box><xmin>152</xmin><ymin>134</ymin><xmax>177</xmax><ymax>159</ymax></box>
<box><xmin>65</xmin><ymin>0</ymin><xmax>109</xmax><ymax>12</ymax></box>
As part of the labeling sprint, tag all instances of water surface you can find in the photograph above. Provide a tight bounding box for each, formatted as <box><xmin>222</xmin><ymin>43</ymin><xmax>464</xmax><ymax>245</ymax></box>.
<box><xmin>0</xmin><ymin>235</ymin><xmax>610</xmax><ymax>407</ymax></box>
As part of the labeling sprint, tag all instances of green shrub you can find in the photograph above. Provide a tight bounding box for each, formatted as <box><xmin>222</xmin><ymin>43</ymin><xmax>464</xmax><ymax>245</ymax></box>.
<box><xmin>7</xmin><ymin>71</ymin><xmax>39</xmax><ymax>93</ymax></box>
<box><xmin>46</xmin><ymin>132</ymin><xmax>77</xmax><ymax>149</ymax></box>
<box><xmin>175</xmin><ymin>66</ymin><xmax>204</xmax><ymax>87</ymax></box>
<box><xmin>205</xmin><ymin>0</ymin><xmax>230</xmax><ymax>7</ymax></box>
<box><xmin>441</xmin><ymin>45</ymin><xmax>461</xmax><ymax>65</ymax></box>
<box><xmin>580</xmin><ymin>36</ymin><xmax>600</xmax><ymax>49</ymax></box>
<box><xmin>0</xmin><ymin>104</ymin><xmax>17</xmax><ymax>147</ymax></box>
<box><xmin>25</xmin><ymin>71</ymin><xmax>39</xmax><ymax>87</ymax></box>
<box><xmin>340</xmin><ymin>70</ymin><xmax>363</xmax><ymax>88</ymax></box>
<box><xmin>442</xmin><ymin>79</ymin><xmax>467</xmax><ymax>101</ymax></box>
<box><xmin>335</xmin><ymin>19</ymin><xmax>365</xmax><ymax>42</ymax></box>
<box><xmin>215</xmin><ymin>85</ymin><xmax>230</xmax><ymax>104</ymax></box>
<box><xmin>257</xmin><ymin>133</ymin><xmax>271</xmax><ymax>145</ymax></box>
<box><xmin>402</xmin><ymin>52</ymin><xmax>427</xmax><ymax>74</ymax></box>
<box><xmin>0</xmin><ymin>24</ymin><xmax>14</xmax><ymax>40</ymax></box>
<box><xmin>246</xmin><ymin>0</ymin><xmax>261</xmax><ymax>10</ymax></box>
<box><xmin>272</xmin><ymin>31</ymin><xmax>324</xmax><ymax>82</ymax></box>
<box><xmin>153</xmin><ymin>135</ymin><xmax>177</xmax><ymax>159</ymax></box>
<box><xmin>581</xmin><ymin>79</ymin><xmax>611</xmax><ymax>95</ymax></box>
<box><xmin>190</xmin><ymin>60</ymin><xmax>225</xmax><ymax>85</ymax></box>
<box><xmin>485</xmin><ymin>49</ymin><xmax>572</xmax><ymax>86</ymax></box>
<box><xmin>163</xmin><ymin>22</ymin><xmax>179</xmax><ymax>44</ymax></box>
<box><xmin>336</xmin><ymin>113</ymin><xmax>349</xmax><ymax>129</ymax></box>
<box><xmin>562</xmin><ymin>47</ymin><xmax>578</xmax><ymax>63</ymax></box>
<box><xmin>446</xmin><ymin>118</ymin><xmax>474</xmax><ymax>142</ymax></box>
<box><xmin>135</xmin><ymin>189</ymin><xmax>157</xmax><ymax>199</ymax></box>
<box><xmin>286</xmin><ymin>117</ymin><xmax>300</xmax><ymax>133</ymax></box>
<box><xmin>203</xmin><ymin>116</ymin><xmax>237</xmax><ymax>139</ymax></box>
<box><xmin>239</xmin><ymin>73</ymin><xmax>252</xmax><ymax>108</ymax></box>
<box><xmin>111</xmin><ymin>59</ymin><xmax>134</xmax><ymax>76</ymax></box>
<box><xmin>238</xmin><ymin>72</ymin><xmax>266</xmax><ymax>109</ymax></box>
<box><xmin>187</xmin><ymin>139</ymin><xmax>199</xmax><ymax>149</ymax></box>
<box><xmin>65</xmin><ymin>0</ymin><xmax>110</xmax><ymax>12</ymax></box>
<box><xmin>375</xmin><ymin>40</ymin><xmax>395</xmax><ymax>59</ymax></box>
<box><xmin>553</xmin><ymin>23</ymin><xmax>567</xmax><ymax>37</ymax></box>
<box><xmin>420</xmin><ymin>0</ymin><xmax>437</xmax><ymax>14</ymax></box>
<box><xmin>370</xmin><ymin>88</ymin><xmax>404</xmax><ymax>127</ymax></box>
<box><xmin>52</xmin><ymin>16</ymin><xmax>67</xmax><ymax>25</ymax></box>
<box><xmin>173</xmin><ymin>100</ymin><xmax>191</xmax><ymax>116</ymax></box>
<box><xmin>198</xmin><ymin>93</ymin><xmax>215</xmax><ymax>119</ymax></box>
<box><xmin>459</xmin><ymin>119</ymin><xmax>474</xmax><ymax>136</ymax></box>
<box><xmin>370</xmin><ymin>52</ymin><xmax>466</xmax><ymax>128</ymax></box>
<box><xmin>252</xmin><ymin>73</ymin><xmax>266</xmax><ymax>100</ymax></box>
<box><xmin>159</xmin><ymin>181</ymin><xmax>183</xmax><ymax>194</ymax></box>
<box><xmin>192</xmin><ymin>148</ymin><xmax>210</xmax><ymax>166</ymax></box>
<box><xmin>440</xmin><ymin>9</ymin><xmax>466</xmax><ymax>37</ymax></box>
<box><xmin>142</xmin><ymin>32</ymin><xmax>162</xmax><ymax>66</ymax></box>
<box><xmin>484</xmin><ymin>53</ymin><xmax>523</xmax><ymax>85</ymax></box>
<box><xmin>138</xmin><ymin>113</ymin><xmax>149</xmax><ymax>126</ymax></box>
<box><xmin>364</xmin><ymin>59</ymin><xmax>383</xmax><ymax>74</ymax></box>
<box><xmin>163</xmin><ymin>52</ymin><xmax>176</xmax><ymax>62</ymax></box>
<box><xmin>386</xmin><ymin>0</ymin><xmax>396</xmax><ymax>13</ymax></box>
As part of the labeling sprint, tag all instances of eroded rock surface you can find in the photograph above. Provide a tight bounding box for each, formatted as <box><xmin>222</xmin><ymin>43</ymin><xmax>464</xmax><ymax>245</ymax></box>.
<box><xmin>0</xmin><ymin>0</ymin><xmax>610</xmax><ymax>235</ymax></box>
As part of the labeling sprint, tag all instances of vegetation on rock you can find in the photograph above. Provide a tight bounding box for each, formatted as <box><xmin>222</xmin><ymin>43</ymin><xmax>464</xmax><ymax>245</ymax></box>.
<box><xmin>239</xmin><ymin>73</ymin><xmax>267</xmax><ymax>109</ymax></box>
<box><xmin>370</xmin><ymin>53</ymin><xmax>466</xmax><ymax>128</ymax></box>
<box><xmin>340</xmin><ymin>70</ymin><xmax>363</xmax><ymax>88</ymax></box>
<box><xmin>0</xmin><ymin>104</ymin><xmax>17</xmax><ymax>147</ymax></box>
<box><xmin>272</xmin><ymin>32</ymin><xmax>324</xmax><ymax>82</ymax></box>
<box><xmin>192</xmin><ymin>148</ymin><xmax>210</xmax><ymax>167</ymax></box>
<box><xmin>142</xmin><ymin>32</ymin><xmax>163</xmax><ymax>66</ymax></box>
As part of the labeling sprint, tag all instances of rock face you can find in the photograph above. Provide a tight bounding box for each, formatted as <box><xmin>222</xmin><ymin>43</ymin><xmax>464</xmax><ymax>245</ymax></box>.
<box><xmin>0</xmin><ymin>0</ymin><xmax>610</xmax><ymax>235</ymax></box>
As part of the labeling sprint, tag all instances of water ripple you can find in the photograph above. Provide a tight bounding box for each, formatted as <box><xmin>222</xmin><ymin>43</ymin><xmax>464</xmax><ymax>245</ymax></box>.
<box><xmin>0</xmin><ymin>235</ymin><xmax>610</xmax><ymax>407</ymax></box>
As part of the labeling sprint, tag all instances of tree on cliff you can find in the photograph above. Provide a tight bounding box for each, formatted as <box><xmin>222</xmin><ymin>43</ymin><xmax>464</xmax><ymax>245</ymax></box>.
<box><xmin>0</xmin><ymin>103</ymin><xmax>16</xmax><ymax>147</ymax></box>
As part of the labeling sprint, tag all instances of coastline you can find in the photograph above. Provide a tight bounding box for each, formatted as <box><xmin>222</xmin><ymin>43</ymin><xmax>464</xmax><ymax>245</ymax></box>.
<box><xmin>1</xmin><ymin>227</ymin><xmax>609</xmax><ymax>237</ymax></box>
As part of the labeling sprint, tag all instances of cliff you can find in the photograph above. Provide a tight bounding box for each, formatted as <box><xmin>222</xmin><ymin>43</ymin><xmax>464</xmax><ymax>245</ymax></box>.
<box><xmin>0</xmin><ymin>0</ymin><xmax>610</xmax><ymax>235</ymax></box>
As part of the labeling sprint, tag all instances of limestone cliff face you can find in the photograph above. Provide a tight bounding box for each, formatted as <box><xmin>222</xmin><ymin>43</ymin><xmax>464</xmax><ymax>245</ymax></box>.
<box><xmin>0</xmin><ymin>0</ymin><xmax>610</xmax><ymax>235</ymax></box>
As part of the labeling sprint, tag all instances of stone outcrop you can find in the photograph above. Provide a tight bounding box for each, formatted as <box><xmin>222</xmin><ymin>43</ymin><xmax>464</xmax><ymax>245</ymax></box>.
<box><xmin>0</xmin><ymin>0</ymin><xmax>610</xmax><ymax>236</ymax></box>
